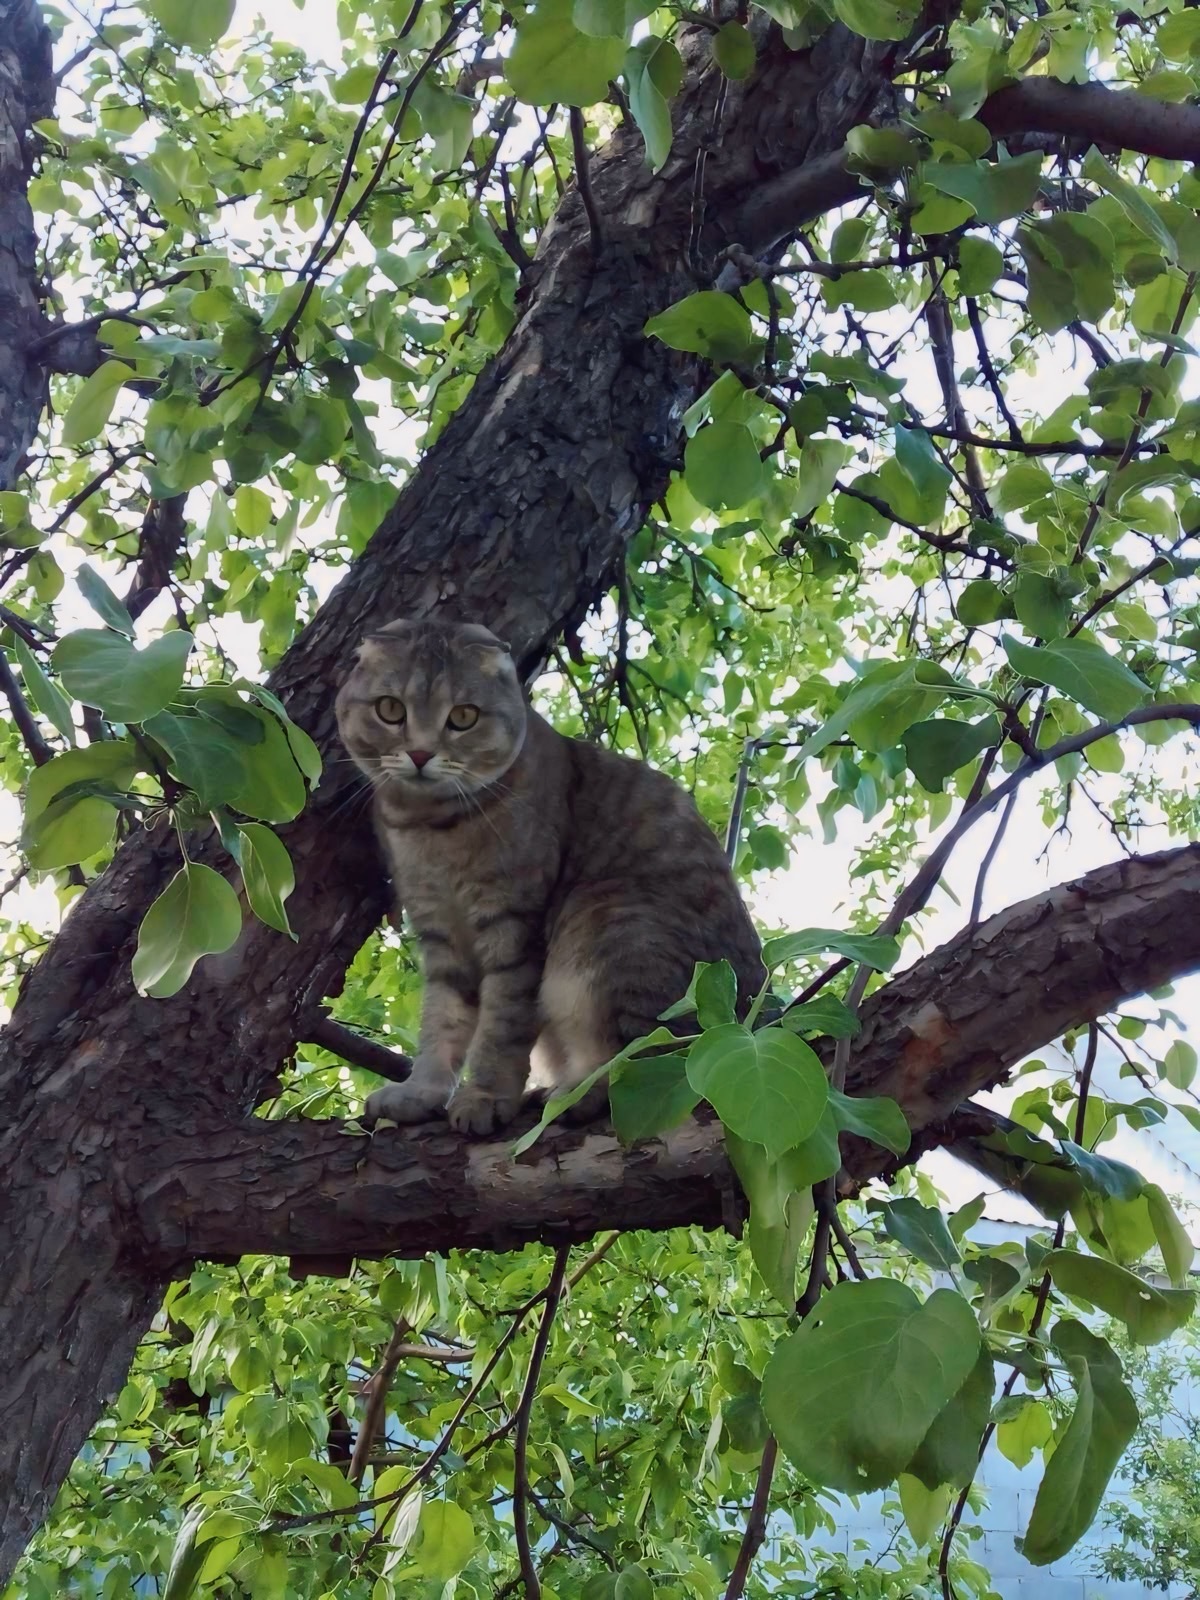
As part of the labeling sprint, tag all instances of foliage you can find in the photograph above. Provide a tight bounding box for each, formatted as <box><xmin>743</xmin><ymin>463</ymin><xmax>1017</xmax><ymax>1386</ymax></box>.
<box><xmin>1096</xmin><ymin>1316</ymin><xmax>1200</xmax><ymax>1595</ymax></box>
<box><xmin>4</xmin><ymin>0</ymin><xmax>1200</xmax><ymax>1586</ymax></box>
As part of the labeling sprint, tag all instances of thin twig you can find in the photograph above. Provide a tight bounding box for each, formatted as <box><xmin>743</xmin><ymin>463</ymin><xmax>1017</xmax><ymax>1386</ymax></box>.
<box><xmin>513</xmin><ymin>1246</ymin><xmax>570</xmax><ymax>1598</ymax></box>
<box><xmin>568</xmin><ymin>108</ymin><xmax>603</xmax><ymax>256</ymax></box>
<box><xmin>0</xmin><ymin>648</ymin><xmax>53</xmax><ymax>765</ymax></box>
<box><xmin>348</xmin><ymin>1319</ymin><xmax>412</xmax><ymax>1485</ymax></box>
<box><xmin>725</xmin><ymin>737</ymin><xmax>757</xmax><ymax>863</ymax></box>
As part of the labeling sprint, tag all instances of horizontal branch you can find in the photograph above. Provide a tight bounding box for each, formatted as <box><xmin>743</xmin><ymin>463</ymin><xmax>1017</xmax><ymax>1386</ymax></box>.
<box><xmin>132</xmin><ymin>845</ymin><xmax>1200</xmax><ymax>1262</ymax></box>
<box><xmin>737</xmin><ymin>77</ymin><xmax>1200</xmax><ymax>252</ymax></box>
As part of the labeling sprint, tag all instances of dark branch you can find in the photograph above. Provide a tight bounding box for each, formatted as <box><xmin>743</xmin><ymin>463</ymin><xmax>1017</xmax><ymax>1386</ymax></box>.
<box><xmin>304</xmin><ymin>1014</ymin><xmax>413</xmax><ymax>1083</ymax></box>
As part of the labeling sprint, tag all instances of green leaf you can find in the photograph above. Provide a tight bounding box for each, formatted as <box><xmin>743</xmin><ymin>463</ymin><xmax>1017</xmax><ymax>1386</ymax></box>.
<box><xmin>998</xmin><ymin>1396</ymin><xmax>1054</xmax><ymax>1467</ymax></box>
<box><xmin>797</xmin><ymin>659</ymin><xmax>961</xmax><ymax>762</ymax></box>
<box><xmin>1082</xmin><ymin>147</ymin><xmax>1178</xmax><ymax>264</ymax></box>
<box><xmin>60</xmin><ymin>360</ymin><xmax>131</xmax><ymax>448</ymax></box>
<box><xmin>235</xmin><ymin>684</ymin><xmax>323</xmax><ymax>785</ymax></box>
<box><xmin>646</xmin><ymin>291</ymin><xmax>756</xmax><ymax>364</ymax></box>
<box><xmin>695</xmin><ymin>959</ymin><xmax>737</xmax><ymax>1027</ymax></box>
<box><xmin>1013</xmin><ymin>571</ymin><xmax>1072</xmax><ymax>639</ymax></box>
<box><xmin>226</xmin><ymin>707</ymin><xmax>308</xmax><ymax>822</ymax></box>
<box><xmin>610</xmin><ymin>1053</ymin><xmax>699</xmax><ymax>1144</ymax></box>
<box><xmin>763</xmin><ymin>925</ymin><xmax>899</xmax><ymax>971</ymax></box>
<box><xmin>898</xmin><ymin>1474</ymin><xmax>954</xmax><ymax>1546</ymax></box>
<box><xmin>1162</xmin><ymin>1038</ymin><xmax>1197</xmax><ymax>1089</ymax></box>
<box><xmin>1002</xmin><ymin>635</ymin><xmax>1147</xmax><ymax>721</ymax></box>
<box><xmin>238</xmin><ymin>824</ymin><xmax>297</xmax><ymax>939</ymax></box>
<box><xmin>148</xmin><ymin>0</ymin><xmax>234</xmax><ymax>47</ymax></box>
<box><xmin>614</xmin><ymin>1565</ymin><xmax>654</xmax><ymax>1600</ymax></box>
<box><xmin>1043</xmin><ymin>1249</ymin><xmax>1194</xmax><ymax>1343</ymax></box>
<box><xmin>162</xmin><ymin>1504</ymin><xmax>208</xmax><ymax>1600</ymax></box>
<box><xmin>892</xmin><ymin>427</ymin><xmax>952</xmax><ymax>523</ymax></box>
<box><xmin>77</xmin><ymin>563</ymin><xmax>134</xmax><ymax>638</ymax></box>
<box><xmin>13</xmin><ymin>636</ymin><xmax>75</xmax><ymax>744</ymax></box>
<box><xmin>131</xmin><ymin>862</ymin><xmax>243</xmax><ymax>999</ymax></box>
<box><xmin>143</xmin><ymin>710</ymin><xmax>246</xmax><ymax>809</ymax></box>
<box><xmin>829</xmin><ymin>1087</ymin><xmax>910</xmax><ymax>1154</ymax></box>
<box><xmin>1144</xmin><ymin>1183</ymin><xmax>1194</xmax><ymax>1286</ymax></box>
<box><xmin>957</xmin><ymin>236</ymin><xmax>1004</xmax><ymax>296</ymax></box>
<box><xmin>711</xmin><ymin>21</ymin><xmax>755</xmax><ymax>78</ymax></box>
<box><xmin>725</xmin><ymin>1131</ymin><xmax>814</xmax><ymax>1305</ymax></box>
<box><xmin>903</xmin><ymin>714</ymin><xmax>1001</xmax><ymax>792</ymax></box>
<box><xmin>684</xmin><ymin>422</ymin><xmax>765</xmax><ymax>511</ymax></box>
<box><xmin>1061</xmin><ymin>1138</ymin><xmax>1146</xmax><ymax>1201</ymax></box>
<box><xmin>623</xmin><ymin>38</ymin><xmax>680</xmax><ymax>171</ymax></box>
<box><xmin>412</xmin><ymin>1501</ymin><xmax>475</xmax><ymax>1581</ymax></box>
<box><xmin>922</xmin><ymin>152</ymin><xmax>1043</xmax><ymax>224</ymax></box>
<box><xmin>21</xmin><ymin>739</ymin><xmax>141</xmax><ymax>868</ymax></box>
<box><xmin>762</xmin><ymin>1280</ymin><xmax>981</xmax><ymax>1491</ymax></box>
<box><xmin>686</xmin><ymin>1024</ymin><xmax>828</xmax><ymax>1160</ymax></box>
<box><xmin>832</xmin><ymin>0</ymin><xmax>920</xmax><ymax>40</ymax></box>
<box><xmin>780</xmin><ymin>993</ymin><xmax>861</xmax><ymax>1039</ymax></box>
<box><xmin>907</xmin><ymin>1347</ymin><xmax>995</xmax><ymax>1489</ymax></box>
<box><xmin>54</xmin><ymin>629</ymin><xmax>193</xmax><ymax>724</ymax></box>
<box><xmin>1020</xmin><ymin>1321</ymin><xmax>1139</xmax><ymax>1565</ymax></box>
<box><xmin>876</xmin><ymin>1197</ymin><xmax>961</xmax><ymax>1269</ymax></box>
<box><xmin>506</xmin><ymin>0</ymin><xmax>627</xmax><ymax>105</ymax></box>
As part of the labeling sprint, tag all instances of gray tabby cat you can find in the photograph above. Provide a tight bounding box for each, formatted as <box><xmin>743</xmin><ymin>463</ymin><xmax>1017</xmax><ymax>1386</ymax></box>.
<box><xmin>335</xmin><ymin>617</ymin><xmax>765</xmax><ymax>1135</ymax></box>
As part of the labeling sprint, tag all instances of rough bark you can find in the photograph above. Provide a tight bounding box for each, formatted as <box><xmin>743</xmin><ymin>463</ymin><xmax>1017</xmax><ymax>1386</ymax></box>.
<box><xmin>0</xmin><ymin>0</ymin><xmax>52</xmax><ymax>489</ymax></box>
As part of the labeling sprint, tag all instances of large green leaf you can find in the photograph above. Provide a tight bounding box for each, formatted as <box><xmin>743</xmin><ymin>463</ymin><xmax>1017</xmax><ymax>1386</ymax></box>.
<box><xmin>684</xmin><ymin>422</ymin><xmax>765</xmax><ymax>511</ymax></box>
<box><xmin>686</xmin><ymin>1024</ymin><xmax>828</xmax><ymax>1160</ymax></box>
<box><xmin>1020</xmin><ymin>1322</ymin><xmax>1139</xmax><ymax>1565</ymax></box>
<box><xmin>21</xmin><ymin>740</ymin><xmax>142</xmax><ymax>869</ymax></box>
<box><xmin>1002</xmin><ymin>635</ymin><xmax>1147</xmax><ymax>720</ymax></box>
<box><xmin>54</xmin><ymin>629</ymin><xmax>193</xmax><ymax>724</ymax></box>
<box><xmin>876</xmin><ymin>1197</ymin><xmax>960</xmax><ymax>1269</ymax></box>
<box><xmin>412</xmin><ymin>1500</ymin><xmax>475</xmax><ymax>1581</ymax></box>
<box><xmin>238</xmin><ymin>824</ymin><xmax>297</xmax><ymax>939</ymax></box>
<box><xmin>1044</xmin><ymin>1249</ymin><xmax>1194</xmax><ymax>1343</ymax></box>
<box><xmin>829</xmin><ymin>1087</ymin><xmax>910</xmax><ymax>1155</ymax></box>
<box><xmin>763</xmin><ymin>925</ymin><xmax>899</xmax><ymax>971</ymax></box>
<box><xmin>131</xmin><ymin>862</ymin><xmax>243</xmax><ymax>999</ymax></box>
<box><xmin>60</xmin><ymin>361</ymin><xmax>131</xmax><ymax>448</ymax></box>
<box><xmin>903</xmin><ymin>714</ymin><xmax>1001</xmax><ymax>793</ymax></box>
<box><xmin>645</xmin><ymin>292</ymin><xmax>756</xmax><ymax>364</ymax></box>
<box><xmin>506</xmin><ymin>0</ymin><xmax>627</xmax><ymax>105</ymax></box>
<box><xmin>143</xmin><ymin>710</ymin><xmax>247</xmax><ymax>810</ymax></box>
<box><xmin>623</xmin><ymin>37</ymin><xmax>680</xmax><ymax>171</ymax></box>
<box><xmin>13</xmin><ymin>635</ymin><xmax>76</xmax><ymax>744</ymax></box>
<box><xmin>77</xmin><ymin>563</ymin><xmax>134</xmax><ymax>638</ymax></box>
<box><xmin>226</xmin><ymin>706</ymin><xmax>309</xmax><ymax>822</ymax></box>
<box><xmin>797</xmin><ymin>660</ymin><xmax>963</xmax><ymax>762</ymax></box>
<box><xmin>148</xmin><ymin>0</ymin><xmax>234</xmax><ymax>48</ymax></box>
<box><xmin>609</xmin><ymin>1053</ymin><xmax>699</xmax><ymax>1143</ymax></box>
<box><xmin>906</xmin><ymin>1346</ymin><xmax>995</xmax><ymax>1489</ymax></box>
<box><xmin>832</xmin><ymin>0</ymin><xmax>920</xmax><ymax>40</ymax></box>
<box><xmin>922</xmin><ymin>151</ymin><xmax>1043</xmax><ymax>224</ymax></box>
<box><xmin>762</xmin><ymin>1280</ymin><xmax>981</xmax><ymax>1491</ymax></box>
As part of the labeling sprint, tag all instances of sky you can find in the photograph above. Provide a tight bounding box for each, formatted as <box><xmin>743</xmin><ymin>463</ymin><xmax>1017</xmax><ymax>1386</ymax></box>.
<box><xmin>12</xmin><ymin>0</ymin><xmax>1200</xmax><ymax>1228</ymax></box>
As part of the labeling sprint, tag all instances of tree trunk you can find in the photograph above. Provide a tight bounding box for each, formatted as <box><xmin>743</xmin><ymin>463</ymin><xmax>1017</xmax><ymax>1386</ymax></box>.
<box><xmin>0</xmin><ymin>0</ymin><xmax>52</xmax><ymax>490</ymax></box>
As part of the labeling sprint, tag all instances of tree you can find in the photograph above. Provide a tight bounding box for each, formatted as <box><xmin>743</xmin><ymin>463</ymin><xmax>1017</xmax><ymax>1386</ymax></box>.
<box><xmin>2</xmin><ymin>0</ymin><xmax>1200</xmax><ymax>1587</ymax></box>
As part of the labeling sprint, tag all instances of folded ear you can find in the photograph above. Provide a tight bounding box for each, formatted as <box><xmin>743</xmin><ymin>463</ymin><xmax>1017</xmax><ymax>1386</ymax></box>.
<box><xmin>457</xmin><ymin>620</ymin><xmax>508</xmax><ymax>652</ymax></box>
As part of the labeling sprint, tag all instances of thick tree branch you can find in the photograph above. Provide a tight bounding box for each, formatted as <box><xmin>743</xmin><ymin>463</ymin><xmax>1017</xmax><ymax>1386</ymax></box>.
<box><xmin>125</xmin><ymin>845</ymin><xmax>1200</xmax><ymax>1262</ymax></box>
<box><xmin>737</xmin><ymin>77</ymin><xmax>1200</xmax><ymax>253</ymax></box>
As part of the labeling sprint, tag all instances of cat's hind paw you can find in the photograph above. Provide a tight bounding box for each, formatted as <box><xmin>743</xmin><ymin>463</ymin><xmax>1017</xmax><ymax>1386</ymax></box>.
<box><xmin>446</xmin><ymin>1082</ymin><xmax>523</xmax><ymax>1136</ymax></box>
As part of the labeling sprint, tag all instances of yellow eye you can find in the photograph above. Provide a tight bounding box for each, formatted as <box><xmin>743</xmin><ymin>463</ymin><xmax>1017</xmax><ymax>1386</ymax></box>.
<box><xmin>374</xmin><ymin>696</ymin><xmax>406</xmax><ymax>725</ymax></box>
<box><xmin>447</xmin><ymin>704</ymin><xmax>479</xmax><ymax>731</ymax></box>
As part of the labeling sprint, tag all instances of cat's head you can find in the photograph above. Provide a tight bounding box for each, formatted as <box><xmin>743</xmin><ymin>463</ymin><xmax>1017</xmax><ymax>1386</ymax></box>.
<box><xmin>335</xmin><ymin>618</ymin><xmax>527</xmax><ymax>797</ymax></box>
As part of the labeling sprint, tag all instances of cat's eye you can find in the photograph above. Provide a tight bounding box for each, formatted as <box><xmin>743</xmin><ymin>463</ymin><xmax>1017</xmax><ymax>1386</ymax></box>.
<box><xmin>374</xmin><ymin>696</ymin><xmax>407</xmax><ymax>725</ymax></box>
<box><xmin>446</xmin><ymin>704</ymin><xmax>479</xmax><ymax>731</ymax></box>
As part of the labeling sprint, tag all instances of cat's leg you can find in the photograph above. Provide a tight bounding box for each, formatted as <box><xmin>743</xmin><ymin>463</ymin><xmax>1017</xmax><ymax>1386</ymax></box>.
<box><xmin>365</xmin><ymin>973</ymin><xmax>476</xmax><ymax>1125</ymax></box>
<box><xmin>447</xmin><ymin>909</ymin><xmax>544</xmax><ymax>1135</ymax></box>
<box><xmin>537</xmin><ymin>955</ymin><xmax>620</xmax><ymax>1125</ymax></box>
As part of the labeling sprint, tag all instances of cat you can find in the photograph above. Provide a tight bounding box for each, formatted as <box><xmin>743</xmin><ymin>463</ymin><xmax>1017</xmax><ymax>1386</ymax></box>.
<box><xmin>335</xmin><ymin>617</ymin><xmax>766</xmax><ymax>1136</ymax></box>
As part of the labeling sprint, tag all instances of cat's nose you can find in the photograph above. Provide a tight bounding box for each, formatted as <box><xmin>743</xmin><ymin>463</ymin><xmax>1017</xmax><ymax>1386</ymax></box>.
<box><xmin>408</xmin><ymin>750</ymin><xmax>434</xmax><ymax>769</ymax></box>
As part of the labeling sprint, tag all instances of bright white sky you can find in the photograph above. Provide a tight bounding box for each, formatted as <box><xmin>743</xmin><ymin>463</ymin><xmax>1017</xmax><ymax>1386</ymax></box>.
<box><xmin>12</xmin><ymin>0</ymin><xmax>1200</xmax><ymax>1227</ymax></box>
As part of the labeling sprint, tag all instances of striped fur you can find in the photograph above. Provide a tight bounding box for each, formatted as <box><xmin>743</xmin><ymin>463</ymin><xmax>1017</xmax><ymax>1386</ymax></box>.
<box><xmin>335</xmin><ymin>618</ymin><xmax>765</xmax><ymax>1135</ymax></box>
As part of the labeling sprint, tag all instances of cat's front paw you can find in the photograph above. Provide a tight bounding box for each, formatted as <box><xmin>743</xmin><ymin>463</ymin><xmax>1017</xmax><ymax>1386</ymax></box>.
<box><xmin>446</xmin><ymin>1082</ymin><xmax>523</xmax><ymax>1136</ymax></box>
<box><xmin>364</xmin><ymin>1078</ymin><xmax>449</xmax><ymax>1126</ymax></box>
